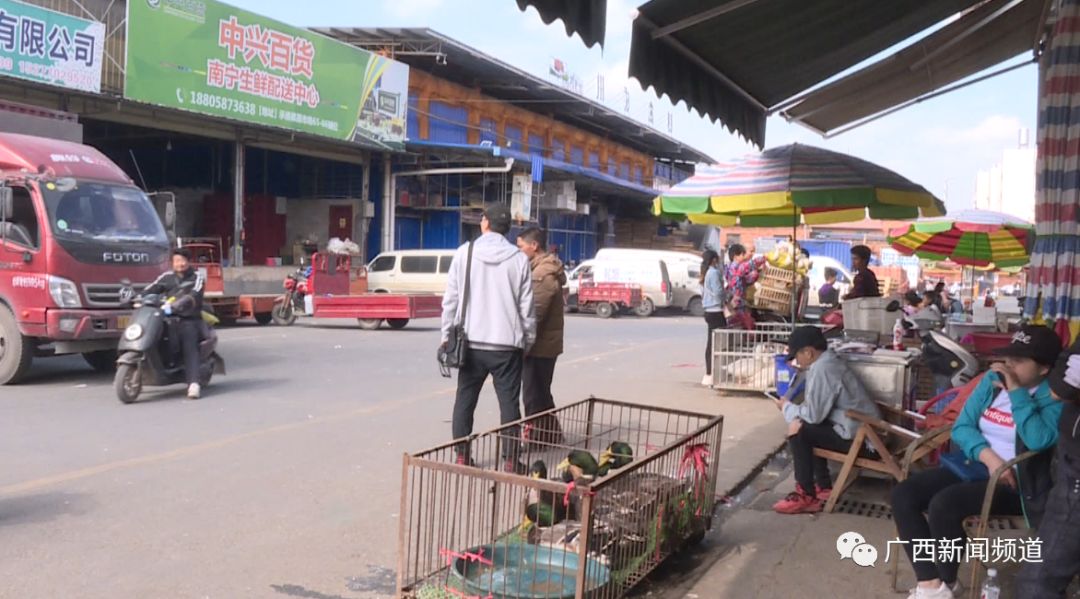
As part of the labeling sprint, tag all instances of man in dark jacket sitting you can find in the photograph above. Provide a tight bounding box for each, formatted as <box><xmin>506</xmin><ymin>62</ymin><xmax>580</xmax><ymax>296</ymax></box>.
<box><xmin>143</xmin><ymin>248</ymin><xmax>205</xmax><ymax>399</ymax></box>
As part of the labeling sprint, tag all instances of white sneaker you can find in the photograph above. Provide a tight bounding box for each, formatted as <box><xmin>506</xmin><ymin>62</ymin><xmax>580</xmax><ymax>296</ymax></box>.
<box><xmin>701</xmin><ymin>374</ymin><xmax>712</xmax><ymax>387</ymax></box>
<box><xmin>187</xmin><ymin>383</ymin><xmax>201</xmax><ymax>399</ymax></box>
<box><xmin>905</xmin><ymin>582</ymin><xmax>955</xmax><ymax>599</ymax></box>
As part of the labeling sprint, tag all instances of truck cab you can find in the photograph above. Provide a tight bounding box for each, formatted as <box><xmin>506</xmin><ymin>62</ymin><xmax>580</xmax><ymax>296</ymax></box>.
<box><xmin>0</xmin><ymin>132</ymin><xmax>170</xmax><ymax>384</ymax></box>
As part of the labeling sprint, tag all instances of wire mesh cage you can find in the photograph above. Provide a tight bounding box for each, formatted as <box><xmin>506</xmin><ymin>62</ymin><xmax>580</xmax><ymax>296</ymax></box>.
<box><xmin>710</xmin><ymin>322</ymin><xmax>797</xmax><ymax>393</ymax></box>
<box><xmin>397</xmin><ymin>398</ymin><xmax>723</xmax><ymax>599</ymax></box>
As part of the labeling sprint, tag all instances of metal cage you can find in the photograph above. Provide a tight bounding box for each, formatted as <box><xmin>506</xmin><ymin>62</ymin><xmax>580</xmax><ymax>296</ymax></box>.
<box><xmin>397</xmin><ymin>398</ymin><xmax>723</xmax><ymax>599</ymax></box>
<box><xmin>709</xmin><ymin>322</ymin><xmax>797</xmax><ymax>393</ymax></box>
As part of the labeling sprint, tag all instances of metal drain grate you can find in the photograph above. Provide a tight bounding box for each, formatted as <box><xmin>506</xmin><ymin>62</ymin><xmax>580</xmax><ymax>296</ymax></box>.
<box><xmin>832</xmin><ymin>498</ymin><xmax>894</xmax><ymax>520</ymax></box>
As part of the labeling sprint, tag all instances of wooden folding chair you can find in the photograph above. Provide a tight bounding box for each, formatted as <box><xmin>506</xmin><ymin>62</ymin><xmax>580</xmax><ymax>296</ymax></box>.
<box><xmin>813</xmin><ymin>401</ymin><xmax>952</xmax><ymax>514</ymax></box>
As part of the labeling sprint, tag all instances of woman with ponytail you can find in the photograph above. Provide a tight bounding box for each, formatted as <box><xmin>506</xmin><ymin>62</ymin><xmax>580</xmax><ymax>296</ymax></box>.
<box><xmin>701</xmin><ymin>249</ymin><xmax>726</xmax><ymax>386</ymax></box>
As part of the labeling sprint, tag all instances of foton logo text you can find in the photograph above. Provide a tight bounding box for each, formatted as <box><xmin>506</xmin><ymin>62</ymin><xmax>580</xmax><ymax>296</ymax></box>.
<box><xmin>103</xmin><ymin>252</ymin><xmax>152</xmax><ymax>264</ymax></box>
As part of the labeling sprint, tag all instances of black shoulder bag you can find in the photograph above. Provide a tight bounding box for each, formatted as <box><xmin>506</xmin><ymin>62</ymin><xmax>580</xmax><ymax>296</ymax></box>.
<box><xmin>438</xmin><ymin>241</ymin><xmax>473</xmax><ymax>377</ymax></box>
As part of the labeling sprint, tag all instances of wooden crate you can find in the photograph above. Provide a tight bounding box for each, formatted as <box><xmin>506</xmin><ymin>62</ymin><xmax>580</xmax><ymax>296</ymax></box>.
<box><xmin>751</xmin><ymin>284</ymin><xmax>792</xmax><ymax>313</ymax></box>
<box><xmin>759</xmin><ymin>265</ymin><xmax>800</xmax><ymax>289</ymax></box>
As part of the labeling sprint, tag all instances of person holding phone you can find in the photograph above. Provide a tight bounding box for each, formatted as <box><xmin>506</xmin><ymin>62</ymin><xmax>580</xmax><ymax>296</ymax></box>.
<box><xmin>889</xmin><ymin>325</ymin><xmax>1063</xmax><ymax>599</ymax></box>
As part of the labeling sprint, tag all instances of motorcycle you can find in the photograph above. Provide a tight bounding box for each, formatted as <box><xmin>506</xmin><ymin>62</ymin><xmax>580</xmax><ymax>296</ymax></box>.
<box><xmin>920</xmin><ymin>327</ymin><xmax>980</xmax><ymax>390</ymax></box>
<box><xmin>272</xmin><ymin>264</ymin><xmax>311</xmax><ymax>326</ymax></box>
<box><xmin>114</xmin><ymin>291</ymin><xmax>226</xmax><ymax>403</ymax></box>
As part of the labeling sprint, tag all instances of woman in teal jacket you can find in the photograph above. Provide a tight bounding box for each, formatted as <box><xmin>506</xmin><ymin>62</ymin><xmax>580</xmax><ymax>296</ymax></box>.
<box><xmin>890</xmin><ymin>325</ymin><xmax>1063</xmax><ymax>599</ymax></box>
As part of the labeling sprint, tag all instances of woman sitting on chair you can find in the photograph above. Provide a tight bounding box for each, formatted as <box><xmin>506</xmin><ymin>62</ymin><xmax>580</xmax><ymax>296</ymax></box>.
<box><xmin>890</xmin><ymin>325</ymin><xmax>1063</xmax><ymax>599</ymax></box>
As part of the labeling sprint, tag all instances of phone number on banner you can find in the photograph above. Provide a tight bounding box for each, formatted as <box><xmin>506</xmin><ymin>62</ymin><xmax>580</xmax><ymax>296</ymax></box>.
<box><xmin>189</xmin><ymin>91</ymin><xmax>256</xmax><ymax>117</ymax></box>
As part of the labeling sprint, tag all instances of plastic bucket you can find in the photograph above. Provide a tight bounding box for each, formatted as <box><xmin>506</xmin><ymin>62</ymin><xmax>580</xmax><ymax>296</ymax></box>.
<box><xmin>775</xmin><ymin>354</ymin><xmax>797</xmax><ymax>396</ymax></box>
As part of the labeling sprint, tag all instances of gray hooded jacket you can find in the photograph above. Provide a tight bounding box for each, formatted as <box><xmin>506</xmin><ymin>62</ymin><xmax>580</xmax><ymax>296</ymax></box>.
<box><xmin>783</xmin><ymin>349</ymin><xmax>880</xmax><ymax>440</ymax></box>
<box><xmin>441</xmin><ymin>232</ymin><xmax>536</xmax><ymax>351</ymax></box>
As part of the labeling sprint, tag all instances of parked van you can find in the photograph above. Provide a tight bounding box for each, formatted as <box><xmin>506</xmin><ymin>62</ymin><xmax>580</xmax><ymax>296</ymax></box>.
<box><xmin>806</xmin><ymin>256</ymin><xmax>854</xmax><ymax>306</ymax></box>
<box><xmin>595</xmin><ymin>248</ymin><xmax>704</xmax><ymax>315</ymax></box>
<box><xmin>567</xmin><ymin>258</ymin><xmax>673</xmax><ymax>316</ymax></box>
<box><xmin>366</xmin><ymin>249</ymin><xmax>457</xmax><ymax>294</ymax></box>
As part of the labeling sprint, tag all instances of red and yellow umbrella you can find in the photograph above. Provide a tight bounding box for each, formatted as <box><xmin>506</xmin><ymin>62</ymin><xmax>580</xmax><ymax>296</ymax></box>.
<box><xmin>888</xmin><ymin>210</ymin><xmax>1033</xmax><ymax>269</ymax></box>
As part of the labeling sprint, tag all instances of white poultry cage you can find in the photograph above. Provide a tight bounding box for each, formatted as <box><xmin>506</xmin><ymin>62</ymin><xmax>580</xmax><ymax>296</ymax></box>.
<box><xmin>710</xmin><ymin>322</ymin><xmax>798</xmax><ymax>393</ymax></box>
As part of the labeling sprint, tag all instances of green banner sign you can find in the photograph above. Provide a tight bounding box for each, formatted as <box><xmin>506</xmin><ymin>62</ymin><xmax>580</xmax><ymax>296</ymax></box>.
<box><xmin>0</xmin><ymin>0</ymin><xmax>104</xmax><ymax>93</ymax></box>
<box><xmin>125</xmin><ymin>0</ymin><xmax>409</xmax><ymax>149</ymax></box>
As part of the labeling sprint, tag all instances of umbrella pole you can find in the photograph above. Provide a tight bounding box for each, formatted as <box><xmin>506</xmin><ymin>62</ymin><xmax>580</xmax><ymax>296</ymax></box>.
<box><xmin>792</xmin><ymin>212</ymin><xmax>798</xmax><ymax>323</ymax></box>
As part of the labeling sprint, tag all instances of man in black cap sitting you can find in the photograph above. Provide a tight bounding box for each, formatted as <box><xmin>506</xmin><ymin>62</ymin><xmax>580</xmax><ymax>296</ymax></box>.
<box><xmin>773</xmin><ymin>326</ymin><xmax>880</xmax><ymax>514</ymax></box>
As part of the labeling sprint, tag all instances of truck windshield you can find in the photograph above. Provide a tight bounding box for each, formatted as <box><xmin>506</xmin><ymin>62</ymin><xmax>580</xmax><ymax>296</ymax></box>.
<box><xmin>42</xmin><ymin>181</ymin><xmax>167</xmax><ymax>244</ymax></box>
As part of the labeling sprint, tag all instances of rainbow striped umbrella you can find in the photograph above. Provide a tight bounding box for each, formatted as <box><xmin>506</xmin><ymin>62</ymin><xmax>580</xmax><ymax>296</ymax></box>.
<box><xmin>887</xmin><ymin>210</ymin><xmax>1034</xmax><ymax>269</ymax></box>
<box><xmin>653</xmin><ymin>143</ymin><xmax>945</xmax><ymax>227</ymax></box>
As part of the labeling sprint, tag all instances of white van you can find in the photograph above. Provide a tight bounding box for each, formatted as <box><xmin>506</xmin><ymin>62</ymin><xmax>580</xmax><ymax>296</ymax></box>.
<box><xmin>567</xmin><ymin>258</ymin><xmax>673</xmax><ymax>316</ymax></box>
<box><xmin>806</xmin><ymin>256</ymin><xmax>854</xmax><ymax>306</ymax></box>
<box><xmin>595</xmin><ymin>248</ymin><xmax>704</xmax><ymax>315</ymax></box>
<box><xmin>366</xmin><ymin>249</ymin><xmax>457</xmax><ymax>294</ymax></box>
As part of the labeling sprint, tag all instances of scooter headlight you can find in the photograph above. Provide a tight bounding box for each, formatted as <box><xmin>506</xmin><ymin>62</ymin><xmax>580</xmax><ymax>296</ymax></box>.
<box><xmin>123</xmin><ymin>323</ymin><xmax>143</xmax><ymax>341</ymax></box>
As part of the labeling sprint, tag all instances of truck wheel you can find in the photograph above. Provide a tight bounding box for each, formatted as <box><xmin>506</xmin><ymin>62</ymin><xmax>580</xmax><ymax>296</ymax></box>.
<box><xmin>83</xmin><ymin>349</ymin><xmax>117</xmax><ymax>373</ymax></box>
<box><xmin>114</xmin><ymin>364</ymin><xmax>141</xmax><ymax>404</ymax></box>
<box><xmin>254</xmin><ymin>313</ymin><xmax>273</xmax><ymax>326</ymax></box>
<box><xmin>634</xmin><ymin>298</ymin><xmax>655</xmax><ymax>317</ymax></box>
<box><xmin>595</xmin><ymin>302</ymin><xmax>614</xmax><ymax>319</ymax></box>
<box><xmin>386</xmin><ymin>318</ymin><xmax>409</xmax><ymax>330</ymax></box>
<box><xmin>357</xmin><ymin>318</ymin><xmax>383</xmax><ymax>330</ymax></box>
<box><xmin>687</xmin><ymin>297</ymin><xmax>705</xmax><ymax>317</ymax></box>
<box><xmin>0</xmin><ymin>304</ymin><xmax>33</xmax><ymax>385</ymax></box>
<box><xmin>271</xmin><ymin>303</ymin><xmax>296</xmax><ymax>326</ymax></box>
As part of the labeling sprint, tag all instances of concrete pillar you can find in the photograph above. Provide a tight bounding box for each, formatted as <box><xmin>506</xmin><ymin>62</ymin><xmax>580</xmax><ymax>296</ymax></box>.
<box><xmin>359</xmin><ymin>153</ymin><xmax>370</xmax><ymax>263</ymax></box>
<box><xmin>233</xmin><ymin>137</ymin><xmax>245</xmax><ymax>266</ymax></box>
<box><xmin>381</xmin><ymin>154</ymin><xmax>394</xmax><ymax>252</ymax></box>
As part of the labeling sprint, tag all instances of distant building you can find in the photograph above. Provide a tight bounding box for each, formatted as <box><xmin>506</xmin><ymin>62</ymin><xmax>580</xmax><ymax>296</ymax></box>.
<box><xmin>974</xmin><ymin>129</ymin><xmax>1035</xmax><ymax>223</ymax></box>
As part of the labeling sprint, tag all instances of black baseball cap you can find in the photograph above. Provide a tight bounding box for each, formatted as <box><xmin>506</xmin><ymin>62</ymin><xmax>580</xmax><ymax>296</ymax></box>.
<box><xmin>786</xmin><ymin>326</ymin><xmax>828</xmax><ymax>361</ymax></box>
<box><xmin>483</xmin><ymin>204</ymin><xmax>512</xmax><ymax>231</ymax></box>
<box><xmin>993</xmin><ymin>325</ymin><xmax>1062</xmax><ymax>367</ymax></box>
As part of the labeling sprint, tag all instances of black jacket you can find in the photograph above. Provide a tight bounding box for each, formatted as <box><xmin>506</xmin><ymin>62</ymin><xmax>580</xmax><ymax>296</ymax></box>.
<box><xmin>144</xmin><ymin>268</ymin><xmax>204</xmax><ymax>319</ymax></box>
<box><xmin>1016</xmin><ymin>434</ymin><xmax>1055</xmax><ymax>529</ymax></box>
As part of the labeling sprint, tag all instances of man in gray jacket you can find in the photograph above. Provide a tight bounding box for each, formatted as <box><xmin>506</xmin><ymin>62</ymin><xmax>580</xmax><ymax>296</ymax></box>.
<box><xmin>773</xmin><ymin>326</ymin><xmax>880</xmax><ymax>514</ymax></box>
<box><xmin>441</xmin><ymin>204</ymin><xmax>536</xmax><ymax>471</ymax></box>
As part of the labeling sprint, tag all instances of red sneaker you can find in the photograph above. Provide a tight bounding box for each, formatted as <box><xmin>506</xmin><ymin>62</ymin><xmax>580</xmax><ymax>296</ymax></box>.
<box><xmin>815</xmin><ymin>485</ymin><xmax>832</xmax><ymax>502</ymax></box>
<box><xmin>773</xmin><ymin>489</ymin><xmax>823</xmax><ymax>514</ymax></box>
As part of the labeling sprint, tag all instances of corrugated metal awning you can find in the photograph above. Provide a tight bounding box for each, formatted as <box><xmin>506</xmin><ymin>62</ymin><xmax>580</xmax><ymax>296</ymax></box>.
<box><xmin>515</xmin><ymin>0</ymin><xmax>607</xmax><ymax>48</ymax></box>
<box><xmin>781</xmin><ymin>0</ymin><xmax>1049</xmax><ymax>136</ymax></box>
<box><xmin>628</xmin><ymin>0</ymin><xmax>981</xmax><ymax>147</ymax></box>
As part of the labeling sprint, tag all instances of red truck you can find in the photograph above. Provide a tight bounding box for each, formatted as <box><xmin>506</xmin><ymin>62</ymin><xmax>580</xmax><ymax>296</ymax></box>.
<box><xmin>0</xmin><ymin>132</ymin><xmax>171</xmax><ymax>384</ymax></box>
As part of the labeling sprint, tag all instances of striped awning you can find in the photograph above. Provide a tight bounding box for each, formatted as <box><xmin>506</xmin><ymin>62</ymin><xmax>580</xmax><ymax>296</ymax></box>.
<box><xmin>654</xmin><ymin>143</ymin><xmax>945</xmax><ymax>227</ymax></box>
<box><xmin>1026</xmin><ymin>0</ymin><xmax>1080</xmax><ymax>343</ymax></box>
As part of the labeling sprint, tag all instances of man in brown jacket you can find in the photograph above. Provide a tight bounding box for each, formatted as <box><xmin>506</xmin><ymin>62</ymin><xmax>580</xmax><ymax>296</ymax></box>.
<box><xmin>516</xmin><ymin>228</ymin><xmax>566</xmax><ymax>442</ymax></box>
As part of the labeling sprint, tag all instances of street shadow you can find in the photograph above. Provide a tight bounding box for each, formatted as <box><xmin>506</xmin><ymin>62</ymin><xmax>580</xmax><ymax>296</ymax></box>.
<box><xmin>268</xmin><ymin>584</ymin><xmax>350</xmax><ymax>599</ymax></box>
<box><xmin>122</xmin><ymin>376</ymin><xmax>290</xmax><ymax>404</ymax></box>
<box><xmin>0</xmin><ymin>492</ymin><xmax>94</xmax><ymax>527</ymax></box>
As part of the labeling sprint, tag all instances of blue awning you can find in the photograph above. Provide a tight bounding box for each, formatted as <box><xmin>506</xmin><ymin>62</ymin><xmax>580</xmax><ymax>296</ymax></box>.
<box><xmin>405</xmin><ymin>140</ymin><xmax>658</xmax><ymax>200</ymax></box>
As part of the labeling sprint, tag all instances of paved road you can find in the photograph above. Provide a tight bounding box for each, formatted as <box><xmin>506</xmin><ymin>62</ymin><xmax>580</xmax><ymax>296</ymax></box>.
<box><xmin>0</xmin><ymin>312</ymin><xmax>787</xmax><ymax>599</ymax></box>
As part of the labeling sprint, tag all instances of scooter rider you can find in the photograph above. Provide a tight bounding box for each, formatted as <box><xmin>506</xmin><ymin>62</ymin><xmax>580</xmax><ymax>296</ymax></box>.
<box><xmin>143</xmin><ymin>248</ymin><xmax>205</xmax><ymax>399</ymax></box>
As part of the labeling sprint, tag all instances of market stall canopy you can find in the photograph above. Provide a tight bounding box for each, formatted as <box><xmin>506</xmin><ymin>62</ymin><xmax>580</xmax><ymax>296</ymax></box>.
<box><xmin>887</xmin><ymin>209</ymin><xmax>1033</xmax><ymax>268</ymax></box>
<box><xmin>628</xmin><ymin>0</ymin><xmax>1030</xmax><ymax>147</ymax></box>
<box><xmin>782</xmin><ymin>0</ymin><xmax>1049</xmax><ymax>136</ymax></box>
<box><xmin>516</xmin><ymin>0</ymin><xmax>607</xmax><ymax>48</ymax></box>
<box><xmin>653</xmin><ymin>143</ymin><xmax>945</xmax><ymax>227</ymax></box>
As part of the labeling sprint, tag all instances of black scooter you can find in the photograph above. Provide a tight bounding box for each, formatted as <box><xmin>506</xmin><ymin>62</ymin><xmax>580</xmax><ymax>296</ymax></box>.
<box><xmin>114</xmin><ymin>292</ymin><xmax>225</xmax><ymax>403</ymax></box>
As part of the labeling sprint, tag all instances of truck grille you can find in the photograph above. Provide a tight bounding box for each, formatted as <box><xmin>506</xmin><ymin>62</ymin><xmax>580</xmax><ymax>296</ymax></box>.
<box><xmin>83</xmin><ymin>283</ymin><xmax>148</xmax><ymax>307</ymax></box>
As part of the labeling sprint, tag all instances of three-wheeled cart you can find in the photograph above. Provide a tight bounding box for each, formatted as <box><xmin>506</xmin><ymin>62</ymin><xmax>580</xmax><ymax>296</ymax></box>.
<box><xmin>182</xmin><ymin>240</ymin><xmax>277</xmax><ymax>325</ymax></box>
<box><xmin>279</xmin><ymin>252</ymin><xmax>443</xmax><ymax>330</ymax></box>
<box><xmin>577</xmin><ymin>282</ymin><xmax>644</xmax><ymax>318</ymax></box>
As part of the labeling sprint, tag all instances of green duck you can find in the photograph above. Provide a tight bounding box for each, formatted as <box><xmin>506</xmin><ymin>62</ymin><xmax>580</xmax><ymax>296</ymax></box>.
<box><xmin>599</xmin><ymin>442</ymin><xmax>634</xmax><ymax>471</ymax></box>
<box><xmin>558</xmin><ymin>450</ymin><xmax>605</xmax><ymax>481</ymax></box>
<box><xmin>523</xmin><ymin>461</ymin><xmax>567</xmax><ymax>529</ymax></box>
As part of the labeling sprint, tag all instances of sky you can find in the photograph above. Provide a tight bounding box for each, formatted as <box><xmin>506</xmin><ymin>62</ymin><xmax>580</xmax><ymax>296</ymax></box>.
<box><xmin>228</xmin><ymin>0</ymin><xmax>1040</xmax><ymax>212</ymax></box>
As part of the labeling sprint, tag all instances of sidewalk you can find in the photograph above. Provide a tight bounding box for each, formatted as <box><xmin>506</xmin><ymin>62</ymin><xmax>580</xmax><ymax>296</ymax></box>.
<box><xmin>640</xmin><ymin>458</ymin><xmax>1034</xmax><ymax>599</ymax></box>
